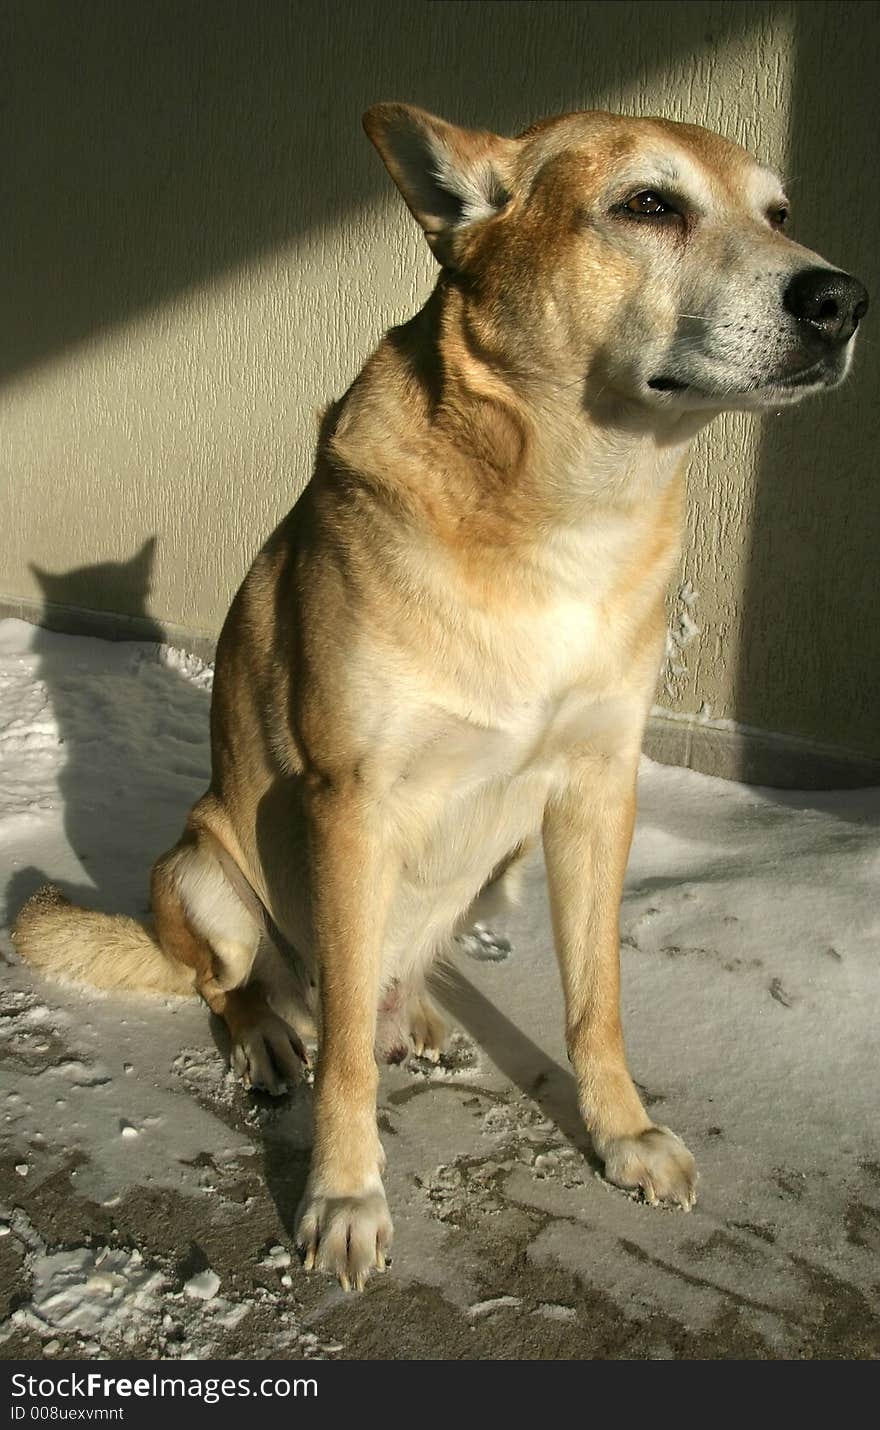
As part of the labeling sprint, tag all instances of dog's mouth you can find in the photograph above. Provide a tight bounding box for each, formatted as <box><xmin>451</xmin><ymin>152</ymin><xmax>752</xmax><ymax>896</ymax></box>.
<box><xmin>647</xmin><ymin>375</ymin><xmax>689</xmax><ymax>392</ymax></box>
<box><xmin>764</xmin><ymin>359</ymin><xmax>830</xmax><ymax>390</ymax></box>
<box><xmin>647</xmin><ymin>356</ymin><xmax>839</xmax><ymax>400</ymax></box>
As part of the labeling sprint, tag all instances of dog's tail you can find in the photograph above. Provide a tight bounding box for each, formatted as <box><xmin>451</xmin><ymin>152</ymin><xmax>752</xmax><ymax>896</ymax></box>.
<box><xmin>11</xmin><ymin>885</ymin><xmax>197</xmax><ymax>998</ymax></box>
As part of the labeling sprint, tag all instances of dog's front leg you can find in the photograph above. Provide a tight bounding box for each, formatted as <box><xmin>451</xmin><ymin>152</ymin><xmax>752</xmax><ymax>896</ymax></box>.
<box><xmin>543</xmin><ymin>751</ymin><xmax>697</xmax><ymax>1209</ymax></box>
<box><xmin>296</xmin><ymin>782</ymin><xmax>395</xmax><ymax>1289</ymax></box>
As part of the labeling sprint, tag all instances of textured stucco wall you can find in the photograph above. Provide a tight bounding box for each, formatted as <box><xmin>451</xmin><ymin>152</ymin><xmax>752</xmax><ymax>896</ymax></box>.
<box><xmin>2</xmin><ymin>1</ymin><xmax>877</xmax><ymax>758</ymax></box>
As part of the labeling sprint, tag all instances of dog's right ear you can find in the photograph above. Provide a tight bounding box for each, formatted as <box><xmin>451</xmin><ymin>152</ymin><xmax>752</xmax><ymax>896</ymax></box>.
<box><xmin>363</xmin><ymin>103</ymin><xmax>514</xmax><ymax>265</ymax></box>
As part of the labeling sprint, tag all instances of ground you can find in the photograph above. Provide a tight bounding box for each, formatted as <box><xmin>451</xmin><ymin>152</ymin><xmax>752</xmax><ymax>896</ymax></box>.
<box><xmin>0</xmin><ymin>617</ymin><xmax>877</xmax><ymax>1361</ymax></box>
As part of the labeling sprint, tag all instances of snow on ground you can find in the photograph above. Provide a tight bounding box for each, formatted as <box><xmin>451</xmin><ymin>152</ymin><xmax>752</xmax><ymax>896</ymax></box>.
<box><xmin>0</xmin><ymin>616</ymin><xmax>877</xmax><ymax>1360</ymax></box>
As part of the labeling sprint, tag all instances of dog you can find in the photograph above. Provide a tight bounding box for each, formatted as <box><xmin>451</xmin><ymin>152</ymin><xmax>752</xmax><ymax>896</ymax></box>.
<box><xmin>14</xmin><ymin>104</ymin><xmax>868</xmax><ymax>1290</ymax></box>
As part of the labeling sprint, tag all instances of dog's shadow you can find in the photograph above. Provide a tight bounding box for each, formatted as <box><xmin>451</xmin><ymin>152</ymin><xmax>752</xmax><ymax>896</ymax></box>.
<box><xmin>205</xmin><ymin>1010</ymin><xmax>312</xmax><ymax>1233</ymax></box>
<box><xmin>4</xmin><ymin>541</ymin><xmax>211</xmax><ymax>935</ymax></box>
<box><xmin>437</xmin><ymin>966</ymin><xmax>598</xmax><ymax>1165</ymax></box>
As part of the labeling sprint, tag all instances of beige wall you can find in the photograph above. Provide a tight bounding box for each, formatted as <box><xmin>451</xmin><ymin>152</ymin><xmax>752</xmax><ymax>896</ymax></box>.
<box><xmin>2</xmin><ymin>2</ymin><xmax>878</xmax><ymax>761</ymax></box>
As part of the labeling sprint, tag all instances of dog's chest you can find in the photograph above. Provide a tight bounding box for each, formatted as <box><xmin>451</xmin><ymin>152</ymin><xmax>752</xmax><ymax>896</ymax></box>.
<box><xmin>374</xmin><ymin>506</ymin><xmax>673</xmax><ymax>891</ymax></box>
<box><xmin>383</xmin><ymin>605</ymin><xmax>643</xmax><ymax>888</ymax></box>
<box><xmin>400</xmin><ymin>524</ymin><xmax>659</xmax><ymax>781</ymax></box>
<box><xmin>396</xmin><ymin>668</ymin><xmax>639</xmax><ymax>810</ymax></box>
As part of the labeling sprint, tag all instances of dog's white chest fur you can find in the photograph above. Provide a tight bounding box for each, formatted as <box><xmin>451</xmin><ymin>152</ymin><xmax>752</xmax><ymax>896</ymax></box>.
<box><xmin>376</xmin><ymin>588</ymin><xmax>646</xmax><ymax>973</ymax></box>
<box><xmin>359</xmin><ymin>504</ymin><xmax>674</xmax><ymax>976</ymax></box>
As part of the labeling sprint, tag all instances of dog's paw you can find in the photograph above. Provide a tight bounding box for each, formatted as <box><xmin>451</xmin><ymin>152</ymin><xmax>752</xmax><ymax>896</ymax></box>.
<box><xmin>600</xmin><ymin>1125</ymin><xmax>697</xmax><ymax>1209</ymax></box>
<box><xmin>296</xmin><ymin>1180</ymin><xmax>393</xmax><ymax>1291</ymax></box>
<box><xmin>231</xmin><ymin>1010</ymin><xmax>309</xmax><ymax>1096</ymax></box>
<box><xmin>376</xmin><ymin>986</ymin><xmax>448</xmax><ymax>1064</ymax></box>
<box><xmin>455</xmin><ymin>921</ymin><xmax>512</xmax><ymax>962</ymax></box>
<box><xmin>407</xmin><ymin>993</ymin><xmax>448</xmax><ymax>1063</ymax></box>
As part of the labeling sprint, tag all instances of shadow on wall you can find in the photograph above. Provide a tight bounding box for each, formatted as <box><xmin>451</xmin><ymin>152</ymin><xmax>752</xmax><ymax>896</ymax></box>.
<box><xmin>736</xmin><ymin>2</ymin><xmax>880</xmax><ymax>766</ymax></box>
<box><xmin>2</xmin><ymin>0</ymin><xmax>753</xmax><ymax>383</ymax></box>
<box><xmin>5</xmin><ymin>541</ymin><xmax>211</xmax><ymax>925</ymax></box>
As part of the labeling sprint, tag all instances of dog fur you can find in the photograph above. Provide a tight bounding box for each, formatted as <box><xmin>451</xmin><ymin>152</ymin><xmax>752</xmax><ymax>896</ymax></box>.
<box><xmin>13</xmin><ymin>104</ymin><xmax>867</xmax><ymax>1290</ymax></box>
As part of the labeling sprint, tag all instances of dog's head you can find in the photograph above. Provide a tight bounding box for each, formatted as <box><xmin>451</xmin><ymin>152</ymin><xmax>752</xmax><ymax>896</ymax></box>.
<box><xmin>364</xmin><ymin>104</ymin><xmax>868</xmax><ymax>417</ymax></box>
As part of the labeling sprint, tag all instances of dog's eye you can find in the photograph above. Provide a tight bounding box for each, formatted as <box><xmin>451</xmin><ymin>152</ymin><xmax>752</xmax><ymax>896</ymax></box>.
<box><xmin>768</xmin><ymin>205</ymin><xmax>789</xmax><ymax>230</ymax></box>
<box><xmin>618</xmin><ymin>191</ymin><xmax>680</xmax><ymax>222</ymax></box>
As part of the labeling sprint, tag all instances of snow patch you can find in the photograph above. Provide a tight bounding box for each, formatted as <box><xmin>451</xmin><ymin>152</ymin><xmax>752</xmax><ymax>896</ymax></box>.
<box><xmin>183</xmin><ymin>1269</ymin><xmax>221</xmax><ymax>1301</ymax></box>
<box><xmin>24</xmin><ymin>1245</ymin><xmax>166</xmax><ymax>1342</ymax></box>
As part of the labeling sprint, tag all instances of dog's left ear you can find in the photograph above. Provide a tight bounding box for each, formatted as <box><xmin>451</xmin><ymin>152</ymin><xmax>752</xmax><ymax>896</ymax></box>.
<box><xmin>363</xmin><ymin>103</ymin><xmax>514</xmax><ymax>265</ymax></box>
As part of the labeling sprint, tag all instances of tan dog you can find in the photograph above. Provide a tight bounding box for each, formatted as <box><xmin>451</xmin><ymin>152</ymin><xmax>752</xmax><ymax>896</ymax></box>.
<box><xmin>14</xmin><ymin>105</ymin><xmax>868</xmax><ymax>1290</ymax></box>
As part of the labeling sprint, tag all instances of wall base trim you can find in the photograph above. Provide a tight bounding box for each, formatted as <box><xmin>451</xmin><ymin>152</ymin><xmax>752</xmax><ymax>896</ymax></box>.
<box><xmin>642</xmin><ymin>712</ymin><xmax>880</xmax><ymax>789</ymax></box>
<box><xmin>0</xmin><ymin>594</ymin><xmax>218</xmax><ymax>664</ymax></box>
<box><xmin>3</xmin><ymin>595</ymin><xmax>879</xmax><ymax>790</ymax></box>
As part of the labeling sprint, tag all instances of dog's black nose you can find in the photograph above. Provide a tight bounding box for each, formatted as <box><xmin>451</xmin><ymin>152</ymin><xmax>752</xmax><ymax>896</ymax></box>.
<box><xmin>783</xmin><ymin>268</ymin><xmax>869</xmax><ymax>346</ymax></box>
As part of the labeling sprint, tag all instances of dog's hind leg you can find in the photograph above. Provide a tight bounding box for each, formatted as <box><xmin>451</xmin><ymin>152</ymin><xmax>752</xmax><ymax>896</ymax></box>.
<box><xmin>151</xmin><ymin>830</ymin><xmax>308</xmax><ymax>1095</ymax></box>
<box><xmin>375</xmin><ymin>843</ymin><xmax>537</xmax><ymax>1066</ymax></box>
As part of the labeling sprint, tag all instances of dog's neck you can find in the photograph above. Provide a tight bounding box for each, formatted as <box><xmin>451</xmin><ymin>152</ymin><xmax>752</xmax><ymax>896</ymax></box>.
<box><xmin>329</xmin><ymin>278</ymin><xmax>712</xmax><ymax>543</ymax></box>
<box><xmin>522</xmin><ymin>386</ymin><xmax>705</xmax><ymax>518</ymax></box>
